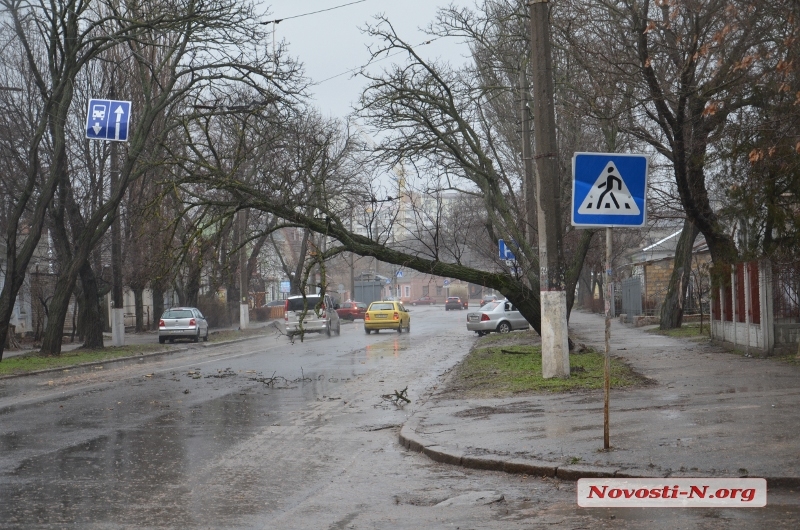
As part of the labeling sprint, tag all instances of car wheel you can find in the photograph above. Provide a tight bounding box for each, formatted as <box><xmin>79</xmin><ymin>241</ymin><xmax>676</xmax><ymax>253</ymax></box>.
<box><xmin>365</xmin><ymin>328</ymin><xmax>370</xmax><ymax>334</ymax></box>
<box><xmin>335</xmin><ymin>322</ymin><xmax>341</xmax><ymax>335</ymax></box>
<box><xmin>326</xmin><ymin>324</ymin><xmax>332</xmax><ymax>337</ymax></box>
<box><xmin>497</xmin><ymin>321</ymin><xmax>511</xmax><ymax>334</ymax></box>
<box><xmin>397</xmin><ymin>323</ymin><xmax>403</xmax><ymax>333</ymax></box>
<box><xmin>193</xmin><ymin>329</ymin><xmax>200</xmax><ymax>343</ymax></box>
<box><xmin>158</xmin><ymin>336</ymin><xmax>165</xmax><ymax>344</ymax></box>
<box><xmin>203</xmin><ymin>328</ymin><xmax>209</xmax><ymax>342</ymax></box>
<box><xmin>406</xmin><ymin>321</ymin><xmax>411</xmax><ymax>333</ymax></box>
<box><xmin>412</xmin><ymin>302</ymin><xmax>416</xmax><ymax>306</ymax></box>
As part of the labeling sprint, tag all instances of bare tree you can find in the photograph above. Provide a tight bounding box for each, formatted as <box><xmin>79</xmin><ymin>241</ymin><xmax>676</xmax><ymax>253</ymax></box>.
<box><xmin>557</xmin><ymin>0</ymin><xmax>785</xmax><ymax>328</ymax></box>
<box><xmin>1</xmin><ymin>0</ymin><xmax>302</xmax><ymax>357</ymax></box>
<box><xmin>0</xmin><ymin>0</ymin><xmax>150</xmax><ymax>359</ymax></box>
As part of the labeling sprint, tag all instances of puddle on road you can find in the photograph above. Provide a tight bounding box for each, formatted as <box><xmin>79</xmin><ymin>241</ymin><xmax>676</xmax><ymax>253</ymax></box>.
<box><xmin>0</xmin><ymin>371</ymin><xmax>349</xmax><ymax>527</ymax></box>
<box><xmin>361</xmin><ymin>338</ymin><xmax>408</xmax><ymax>362</ymax></box>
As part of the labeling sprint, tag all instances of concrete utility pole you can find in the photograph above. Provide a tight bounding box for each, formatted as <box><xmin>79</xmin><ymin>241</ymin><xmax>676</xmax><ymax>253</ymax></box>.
<box><xmin>529</xmin><ymin>0</ymin><xmax>569</xmax><ymax>378</ymax></box>
<box><xmin>239</xmin><ymin>209</ymin><xmax>249</xmax><ymax>330</ymax></box>
<box><xmin>520</xmin><ymin>68</ymin><xmax>537</xmax><ymax>249</ymax></box>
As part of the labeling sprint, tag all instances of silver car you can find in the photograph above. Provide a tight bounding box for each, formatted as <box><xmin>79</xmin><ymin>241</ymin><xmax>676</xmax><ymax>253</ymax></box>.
<box><xmin>466</xmin><ymin>300</ymin><xmax>529</xmax><ymax>336</ymax></box>
<box><xmin>158</xmin><ymin>307</ymin><xmax>209</xmax><ymax>343</ymax></box>
<box><xmin>284</xmin><ymin>294</ymin><xmax>341</xmax><ymax>338</ymax></box>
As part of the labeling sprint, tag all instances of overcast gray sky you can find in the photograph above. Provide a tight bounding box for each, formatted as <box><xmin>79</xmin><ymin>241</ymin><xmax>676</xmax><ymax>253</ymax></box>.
<box><xmin>265</xmin><ymin>0</ymin><xmax>472</xmax><ymax>119</ymax></box>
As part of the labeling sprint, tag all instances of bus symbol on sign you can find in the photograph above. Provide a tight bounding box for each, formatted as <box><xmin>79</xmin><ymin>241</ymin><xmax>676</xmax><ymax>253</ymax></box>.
<box><xmin>92</xmin><ymin>104</ymin><xmax>106</xmax><ymax>120</ymax></box>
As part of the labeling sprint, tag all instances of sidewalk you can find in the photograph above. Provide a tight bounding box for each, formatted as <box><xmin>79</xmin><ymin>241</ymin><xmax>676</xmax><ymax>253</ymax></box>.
<box><xmin>4</xmin><ymin>320</ymin><xmax>274</xmax><ymax>359</ymax></box>
<box><xmin>401</xmin><ymin>311</ymin><xmax>800</xmax><ymax>486</ymax></box>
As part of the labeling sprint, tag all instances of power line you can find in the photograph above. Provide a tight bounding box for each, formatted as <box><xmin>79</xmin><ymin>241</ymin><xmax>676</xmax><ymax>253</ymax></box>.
<box><xmin>261</xmin><ymin>0</ymin><xmax>368</xmax><ymax>25</ymax></box>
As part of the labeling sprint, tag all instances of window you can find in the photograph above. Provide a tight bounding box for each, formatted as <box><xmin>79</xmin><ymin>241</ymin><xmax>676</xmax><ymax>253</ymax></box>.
<box><xmin>436</xmin><ymin>286</ymin><xmax>443</xmax><ymax>296</ymax></box>
<box><xmin>404</xmin><ymin>285</ymin><xmax>410</xmax><ymax>297</ymax></box>
<box><xmin>162</xmin><ymin>309</ymin><xmax>193</xmax><ymax>319</ymax></box>
<box><xmin>287</xmin><ymin>296</ymin><xmax>322</xmax><ymax>311</ymax></box>
<box><xmin>422</xmin><ymin>285</ymin><xmax>429</xmax><ymax>296</ymax></box>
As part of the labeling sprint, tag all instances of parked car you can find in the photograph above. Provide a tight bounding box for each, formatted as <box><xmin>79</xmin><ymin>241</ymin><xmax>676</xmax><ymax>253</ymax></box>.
<box><xmin>445</xmin><ymin>296</ymin><xmax>464</xmax><ymax>310</ymax></box>
<box><xmin>158</xmin><ymin>307</ymin><xmax>209</xmax><ymax>343</ymax></box>
<box><xmin>480</xmin><ymin>294</ymin><xmax>498</xmax><ymax>307</ymax></box>
<box><xmin>336</xmin><ymin>301</ymin><xmax>367</xmax><ymax>320</ymax></box>
<box><xmin>284</xmin><ymin>294</ymin><xmax>341</xmax><ymax>338</ymax></box>
<box><xmin>364</xmin><ymin>300</ymin><xmax>411</xmax><ymax>334</ymax></box>
<box><xmin>466</xmin><ymin>300</ymin><xmax>530</xmax><ymax>336</ymax></box>
<box><xmin>410</xmin><ymin>296</ymin><xmax>436</xmax><ymax>306</ymax></box>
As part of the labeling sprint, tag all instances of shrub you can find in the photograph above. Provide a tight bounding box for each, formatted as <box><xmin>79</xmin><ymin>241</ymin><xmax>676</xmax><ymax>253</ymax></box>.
<box><xmin>197</xmin><ymin>295</ymin><xmax>230</xmax><ymax>328</ymax></box>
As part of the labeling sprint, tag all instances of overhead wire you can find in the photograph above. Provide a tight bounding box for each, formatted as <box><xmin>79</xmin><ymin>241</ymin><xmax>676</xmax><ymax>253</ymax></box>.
<box><xmin>261</xmin><ymin>0</ymin><xmax>368</xmax><ymax>25</ymax></box>
<box><xmin>258</xmin><ymin>1</ymin><xmax>445</xmax><ymax>86</ymax></box>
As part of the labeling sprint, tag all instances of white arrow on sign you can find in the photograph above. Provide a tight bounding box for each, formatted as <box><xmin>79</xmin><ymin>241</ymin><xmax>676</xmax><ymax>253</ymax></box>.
<box><xmin>114</xmin><ymin>105</ymin><xmax>125</xmax><ymax>140</ymax></box>
<box><xmin>92</xmin><ymin>123</ymin><xmax>102</xmax><ymax>135</ymax></box>
<box><xmin>577</xmin><ymin>161</ymin><xmax>640</xmax><ymax>215</ymax></box>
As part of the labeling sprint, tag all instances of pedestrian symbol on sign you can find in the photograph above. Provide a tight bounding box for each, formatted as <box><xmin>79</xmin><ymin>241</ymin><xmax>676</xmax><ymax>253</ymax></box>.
<box><xmin>577</xmin><ymin>161</ymin><xmax>640</xmax><ymax>216</ymax></box>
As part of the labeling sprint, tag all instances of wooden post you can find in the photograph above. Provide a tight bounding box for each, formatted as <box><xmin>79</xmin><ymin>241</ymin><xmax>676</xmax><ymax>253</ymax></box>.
<box><xmin>604</xmin><ymin>227</ymin><xmax>612</xmax><ymax>449</ymax></box>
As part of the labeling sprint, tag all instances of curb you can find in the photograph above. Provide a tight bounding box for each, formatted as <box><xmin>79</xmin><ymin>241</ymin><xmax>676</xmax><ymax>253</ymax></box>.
<box><xmin>399</xmin><ymin>414</ymin><xmax>800</xmax><ymax>487</ymax></box>
<box><xmin>0</xmin><ymin>332</ymin><xmax>272</xmax><ymax>380</ymax></box>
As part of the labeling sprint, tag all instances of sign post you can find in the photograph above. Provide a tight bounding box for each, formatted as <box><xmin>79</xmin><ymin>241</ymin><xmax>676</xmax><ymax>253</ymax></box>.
<box><xmin>86</xmin><ymin>98</ymin><xmax>132</xmax><ymax>347</ymax></box>
<box><xmin>572</xmin><ymin>152</ymin><xmax>648</xmax><ymax>450</ymax></box>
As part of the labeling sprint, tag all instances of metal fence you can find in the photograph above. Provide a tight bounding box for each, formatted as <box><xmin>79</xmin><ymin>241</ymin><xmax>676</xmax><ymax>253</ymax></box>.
<box><xmin>772</xmin><ymin>259</ymin><xmax>800</xmax><ymax>323</ymax></box>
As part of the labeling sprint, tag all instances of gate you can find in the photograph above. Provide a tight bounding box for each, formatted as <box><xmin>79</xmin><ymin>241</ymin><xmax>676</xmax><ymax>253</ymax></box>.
<box><xmin>622</xmin><ymin>277</ymin><xmax>643</xmax><ymax>317</ymax></box>
<box><xmin>354</xmin><ymin>273</ymin><xmax>389</xmax><ymax>305</ymax></box>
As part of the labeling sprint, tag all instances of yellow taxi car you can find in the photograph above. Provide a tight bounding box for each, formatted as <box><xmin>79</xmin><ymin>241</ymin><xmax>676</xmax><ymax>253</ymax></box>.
<box><xmin>364</xmin><ymin>300</ymin><xmax>411</xmax><ymax>334</ymax></box>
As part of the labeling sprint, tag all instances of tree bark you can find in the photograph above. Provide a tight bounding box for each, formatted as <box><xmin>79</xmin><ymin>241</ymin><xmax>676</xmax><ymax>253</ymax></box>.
<box><xmin>78</xmin><ymin>261</ymin><xmax>104</xmax><ymax>349</ymax></box>
<box><xmin>565</xmin><ymin>230</ymin><xmax>597</xmax><ymax>320</ymax></box>
<box><xmin>660</xmin><ymin>219</ymin><xmax>700</xmax><ymax>329</ymax></box>
<box><xmin>40</xmin><ymin>273</ymin><xmax>74</xmax><ymax>355</ymax></box>
<box><xmin>152</xmin><ymin>284</ymin><xmax>165</xmax><ymax>329</ymax></box>
<box><xmin>4</xmin><ymin>325</ymin><xmax>21</xmax><ymax>350</ymax></box>
<box><xmin>132</xmin><ymin>284</ymin><xmax>145</xmax><ymax>332</ymax></box>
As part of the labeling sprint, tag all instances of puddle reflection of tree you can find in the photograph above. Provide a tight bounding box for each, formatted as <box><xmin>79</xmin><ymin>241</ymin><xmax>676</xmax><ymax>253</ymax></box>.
<box><xmin>365</xmin><ymin>338</ymin><xmax>402</xmax><ymax>360</ymax></box>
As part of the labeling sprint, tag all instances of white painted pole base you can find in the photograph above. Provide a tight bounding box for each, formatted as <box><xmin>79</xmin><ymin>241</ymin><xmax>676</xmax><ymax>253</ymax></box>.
<box><xmin>240</xmin><ymin>303</ymin><xmax>249</xmax><ymax>330</ymax></box>
<box><xmin>540</xmin><ymin>290</ymin><xmax>570</xmax><ymax>378</ymax></box>
<box><xmin>111</xmin><ymin>308</ymin><xmax>125</xmax><ymax>347</ymax></box>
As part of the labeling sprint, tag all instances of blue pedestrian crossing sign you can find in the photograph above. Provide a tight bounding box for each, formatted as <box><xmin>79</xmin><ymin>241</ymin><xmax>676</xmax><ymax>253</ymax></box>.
<box><xmin>571</xmin><ymin>152</ymin><xmax>648</xmax><ymax>227</ymax></box>
<box><xmin>86</xmin><ymin>99</ymin><xmax>132</xmax><ymax>141</ymax></box>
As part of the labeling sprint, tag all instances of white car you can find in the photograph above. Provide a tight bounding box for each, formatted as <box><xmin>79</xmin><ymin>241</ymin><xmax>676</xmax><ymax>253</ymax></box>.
<box><xmin>466</xmin><ymin>300</ymin><xmax>529</xmax><ymax>336</ymax></box>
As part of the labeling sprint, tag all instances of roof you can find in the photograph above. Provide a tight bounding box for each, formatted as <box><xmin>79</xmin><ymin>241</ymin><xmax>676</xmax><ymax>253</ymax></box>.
<box><xmin>628</xmin><ymin>229</ymin><xmax>708</xmax><ymax>266</ymax></box>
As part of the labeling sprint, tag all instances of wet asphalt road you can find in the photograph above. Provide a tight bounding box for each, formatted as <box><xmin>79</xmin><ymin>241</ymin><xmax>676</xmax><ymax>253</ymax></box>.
<box><xmin>1</xmin><ymin>305</ymin><xmax>798</xmax><ymax>529</ymax></box>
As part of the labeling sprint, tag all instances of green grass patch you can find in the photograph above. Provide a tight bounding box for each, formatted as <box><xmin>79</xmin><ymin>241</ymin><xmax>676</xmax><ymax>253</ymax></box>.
<box><xmin>0</xmin><ymin>343</ymin><xmax>170</xmax><ymax>377</ymax></box>
<box><xmin>647</xmin><ymin>323</ymin><xmax>711</xmax><ymax>339</ymax></box>
<box><xmin>207</xmin><ymin>326</ymin><xmax>268</xmax><ymax>343</ymax></box>
<box><xmin>772</xmin><ymin>352</ymin><xmax>800</xmax><ymax>366</ymax></box>
<box><xmin>0</xmin><ymin>327</ymin><xmax>270</xmax><ymax>377</ymax></box>
<box><xmin>447</xmin><ymin>341</ymin><xmax>649</xmax><ymax>398</ymax></box>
